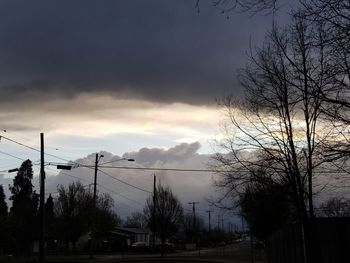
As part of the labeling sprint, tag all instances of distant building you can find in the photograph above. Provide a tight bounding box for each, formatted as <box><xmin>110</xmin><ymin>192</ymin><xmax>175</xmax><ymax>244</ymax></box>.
<box><xmin>95</xmin><ymin>227</ymin><xmax>152</xmax><ymax>252</ymax></box>
<box><xmin>109</xmin><ymin>227</ymin><xmax>151</xmax><ymax>246</ymax></box>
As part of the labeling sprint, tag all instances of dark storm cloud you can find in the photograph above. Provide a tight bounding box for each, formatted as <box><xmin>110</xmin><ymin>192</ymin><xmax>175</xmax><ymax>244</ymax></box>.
<box><xmin>0</xmin><ymin>0</ymin><xmax>273</xmax><ymax>105</ymax></box>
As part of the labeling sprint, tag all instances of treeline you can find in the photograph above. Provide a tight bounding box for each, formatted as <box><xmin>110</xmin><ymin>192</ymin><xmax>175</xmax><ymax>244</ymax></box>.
<box><xmin>0</xmin><ymin>159</ymin><xmax>236</xmax><ymax>257</ymax></box>
<box><xmin>0</xmin><ymin>159</ymin><xmax>119</xmax><ymax>256</ymax></box>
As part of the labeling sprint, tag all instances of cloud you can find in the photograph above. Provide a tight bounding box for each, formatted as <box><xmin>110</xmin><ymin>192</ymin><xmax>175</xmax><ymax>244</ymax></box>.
<box><xmin>0</xmin><ymin>95</ymin><xmax>221</xmax><ymax>150</ymax></box>
<box><xmin>23</xmin><ymin>142</ymin><xmax>216</xmax><ymax>219</ymax></box>
<box><xmin>123</xmin><ymin>142</ymin><xmax>201</xmax><ymax>166</ymax></box>
<box><xmin>0</xmin><ymin>0</ymin><xmax>272</xmax><ymax>106</ymax></box>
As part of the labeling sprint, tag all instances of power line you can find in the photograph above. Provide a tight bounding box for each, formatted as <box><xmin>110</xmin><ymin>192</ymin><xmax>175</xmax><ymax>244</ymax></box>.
<box><xmin>0</xmin><ymin>135</ymin><xmax>83</xmax><ymax>167</ymax></box>
<box><xmin>50</xmin><ymin>162</ymin><xmax>349</xmax><ymax>174</ymax></box>
<box><xmin>4</xmin><ymin>133</ymin><xmax>350</xmax><ymax>176</ymax></box>
<box><xmin>47</xmin><ymin>167</ymin><xmax>145</xmax><ymax>208</ymax></box>
<box><xmin>43</xmin><ymin>171</ymin><xmax>139</xmax><ymax>210</ymax></box>
<box><xmin>46</xmin><ymin>167</ymin><xmax>146</xmax><ymax>207</ymax></box>
<box><xmin>0</xmin><ymin>150</ymin><xmax>26</xmax><ymax>161</ymax></box>
<box><xmin>46</xmin><ymin>166</ymin><xmax>93</xmax><ymax>184</ymax></box>
<box><xmin>98</xmin><ymin>168</ymin><xmax>152</xmax><ymax>193</ymax></box>
<box><xmin>99</xmin><ymin>165</ymin><xmax>219</xmax><ymax>173</ymax></box>
<box><xmin>97</xmin><ymin>183</ymin><xmax>144</xmax><ymax>207</ymax></box>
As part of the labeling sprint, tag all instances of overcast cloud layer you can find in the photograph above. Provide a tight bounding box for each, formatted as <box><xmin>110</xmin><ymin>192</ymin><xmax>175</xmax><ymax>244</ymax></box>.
<box><xmin>0</xmin><ymin>0</ymin><xmax>274</xmax><ymax>106</ymax></box>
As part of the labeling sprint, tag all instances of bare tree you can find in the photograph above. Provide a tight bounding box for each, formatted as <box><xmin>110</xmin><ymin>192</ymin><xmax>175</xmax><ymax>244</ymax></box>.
<box><xmin>124</xmin><ymin>212</ymin><xmax>147</xmax><ymax>228</ymax></box>
<box><xmin>55</xmin><ymin>182</ymin><xmax>118</xmax><ymax>251</ymax></box>
<box><xmin>144</xmin><ymin>184</ymin><xmax>183</xmax><ymax>255</ymax></box>
<box><xmin>239</xmin><ymin>168</ymin><xmax>291</xmax><ymax>240</ymax></box>
<box><xmin>195</xmin><ymin>0</ymin><xmax>279</xmax><ymax>14</ymax></box>
<box><xmin>214</xmin><ymin>16</ymin><xmax>335</xmax><ymax>224</ymax></box>
<box><xmin>296</xmin><ymin>1</ymin><xmax>350</xmax><ymax>163</ymax></box>
<box><xmin>318</xmin><ymin>197</ymin><xmax>350</xmax><ymax>217</ymax></box>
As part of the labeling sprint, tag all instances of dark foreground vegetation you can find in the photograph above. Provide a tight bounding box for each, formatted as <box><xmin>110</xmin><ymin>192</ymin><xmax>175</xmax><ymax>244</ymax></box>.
<box><xmin>211</xmin><ymin>0</ymin><xmax>350</xmax><ymax>262</ymax></box>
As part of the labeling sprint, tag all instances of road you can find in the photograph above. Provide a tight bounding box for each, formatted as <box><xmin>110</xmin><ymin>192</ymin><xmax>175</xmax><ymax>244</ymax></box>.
<box><xmin>85</xmin><ymin>241</ymin><xmax>267</xmax><ymax>263</ymax></box>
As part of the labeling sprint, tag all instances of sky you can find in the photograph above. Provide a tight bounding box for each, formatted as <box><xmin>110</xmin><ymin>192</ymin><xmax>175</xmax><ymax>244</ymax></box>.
<box><xmin>0</xmin><ymin>0</ymin><xmax>291</xmax><ymax>227</ymax></box>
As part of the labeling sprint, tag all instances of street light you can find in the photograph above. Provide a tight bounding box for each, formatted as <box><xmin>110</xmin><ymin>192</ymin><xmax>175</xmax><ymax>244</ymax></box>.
<box><xmin>8</xmin><ymin>168</ymin><xmax>19</xmax><ymax>173</ymax></box>
<box><xmin>89</xmin><ymin>154</ymin><xmax>134</xmax><ymax>259</ymax></box>
<box><xmin>56</xmin><ymin>165</ymin><xmax>72</xmax><ymax>170</ymax></box>
<box><xmin>99</xmin><ymin>157</ymin><xmax>135</xmax><ymax>165</ymax></box>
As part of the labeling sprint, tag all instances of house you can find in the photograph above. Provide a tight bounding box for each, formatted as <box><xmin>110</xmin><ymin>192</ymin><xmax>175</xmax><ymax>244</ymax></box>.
<box><xmin>95</xmin><ymin>227</ymin><xmax>152</xmax><ymax>252</ymax></box>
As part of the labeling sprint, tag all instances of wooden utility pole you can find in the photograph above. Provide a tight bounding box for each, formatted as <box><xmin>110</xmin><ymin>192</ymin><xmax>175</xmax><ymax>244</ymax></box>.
<box><xmin>152</xmin><ymin>174</ymin><xmax>156</xmax><ymax>248</ymax></box>
<box><xmin>90</xmin><ymin>153</ymin><xmax>99</xmax><ymax>259</ymax></box>
<box><xmin>39</xmin><ymin>133</ymin><xmax>45</xmax><ymax>263</ymax></box>
<box><xmin>188</xmin><ymin>202</ymin><xmax>199</xmax><ymax>242</ymax></box>
<box><xmin>206</xmin><ymin>209</ymin><xmax>212</xmax><ymax>233</ymax></box>
<box><xmin>241</xmin><ymin>214</ymin><xmax>245</xmax><ymax>233</ymax></box>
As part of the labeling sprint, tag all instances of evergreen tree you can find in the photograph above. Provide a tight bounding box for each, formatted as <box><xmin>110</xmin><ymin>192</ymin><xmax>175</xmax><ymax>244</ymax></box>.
<box><xmin>0</xmin><ymin>185</ymin><xmax>7</xmax><ymax>217</ymax></box>
<box><xmin>0</xmin><ymin>185</ymin><xmax>9</xmax><ymax>255</ymax></box>
<box><xmin>45</xmin><ymin>194</ymin><xmax>57</xmax><ymax>250</ymax></box>
<box><xmin>45</xmin><ymin>194</ymin><xmax>54</xmax><ymax>218</ymax></box>
<box><xmin>9</xmin><ymin>159</ymin><xmax>39</xmax><ymax>255</ymax></box>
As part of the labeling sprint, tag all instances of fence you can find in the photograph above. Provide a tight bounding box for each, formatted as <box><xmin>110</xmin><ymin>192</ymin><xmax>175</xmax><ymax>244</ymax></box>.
<box><xmin>266</xmin><ymin>218</ymin><xmax>350</xmax><ymax>263</ymax></box>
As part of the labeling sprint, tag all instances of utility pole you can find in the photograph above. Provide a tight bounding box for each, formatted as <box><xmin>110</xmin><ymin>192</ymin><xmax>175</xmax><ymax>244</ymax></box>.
<box><xmin>241</xmin><ymin>214</ymin><xmax>245</xmax><ymax>234</ymax></box>
<box><xmin>221</xmin><ymin>216</ymin><xmax>224</xmax><ymax>231</ymax></box>
<box><xmin>188</xmin><ymin>202</ymin><xmax>199</xmax><ymax>242</ymax></box>
<box><xmin>90</xmin><ymin>153</ymin><xmax>104</xmax><ymax>259</ymax></box>
<box><xmin>88</xmin><ymin>183</ymin><xmax>94</xmax><ymax>194</ymax></box>
<box><xmin>217</xmin><ymin>215</ymin><xmax>220</xmax><ymax>231</ymax></box>
<box><xmin>152</xmin><ymin>174</ymin><xmax>156</xmax><ymax>248</ymax></box>
<box><xmin>205</xmin><ymin>209</ymin><xmax>213</xmax><ymax>233</ymax></box>
<box><xmin>39</xmin><ymin>133</ymin><xmax>45</xmax><ymax>263</ymax></box>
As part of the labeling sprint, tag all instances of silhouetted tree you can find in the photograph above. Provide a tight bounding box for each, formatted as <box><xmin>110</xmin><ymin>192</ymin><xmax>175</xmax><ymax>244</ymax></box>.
<box><xmin>9</xmin><ymin>159</ymin><xmax>39</xmax><ymax>255</ymax></box>
<box><xmin>124</xmin><ymin>212</ymin><xmax>147</xmax><ymax>228</ymax></box>
<box><xmin>318</xmin><ymin>197</ymin><xmax>350</xmax><ymax>217</ymax></box>
<box><xmin>0</xmin><ymin>185</ymin><xmax>7</xmax><ymax>216</ymax></box>
<box><xmin>0</xmin><ymin>185</ymin><xmax>9</xmax><ymax>255</ymax></box>
<box><xmin>45</xmin><ymin>194</ymin><xmax>54</xmax><ymax>218</ymax></box>
<box><xmin>144</xmin><ymin>184</ymin><xmax>183</xmax><ymax>255</ymax></box>
<box><xmin>239</xmin><ymin>170</ymin><xmax>291</xmax><ymax>240</ymax></box>
<box><xmin>214</xmin><ymin>16</ymin><xmax>335</xmax><ymax>224</ymax></box>
<box><xmin>296</xmin><ymin>1</ymin><xmax>350</xmax><ymax>165</ymax></box>
<box><xmin>195</xmin><ymin>0</ymin><xmax>278</xmax><ymax>14</ymax></box>
<box><xmin>95</xmin><ymin>193</ymin><xmax>120</xmax><ymax>234</ymax></box>
<box><xmin>54</xmin><ymin>182</ymin><xmax>119</xmax><ymax>251</ymax></box>
<box><xmin>54</xmin><ymin>182</ymin><xmax>91</xmax><ymax>251</ymax></box>
<box><xmin>44</xmin><ymin>194</ymin><xmax>57</xmax><ymax>250</ymax></box>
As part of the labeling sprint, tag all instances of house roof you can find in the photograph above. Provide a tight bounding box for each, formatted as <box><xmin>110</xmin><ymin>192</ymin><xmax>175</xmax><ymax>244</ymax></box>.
<box><xmin>114</xmin><ymin>227</ymin><xmax>150</xmax><ymax>235</ymax></box>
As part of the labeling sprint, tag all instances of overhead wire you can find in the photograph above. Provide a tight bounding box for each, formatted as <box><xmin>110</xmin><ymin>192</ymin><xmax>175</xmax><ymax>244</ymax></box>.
<box><xmin>98</xmin><ymin>168</ymin><xmax>152</xmax><ymax>193</ymax></box>
<box><xmin>48</xmin><ymin>161</ymin><xmax>350</xmax><ymax>175</ymax></box>
<box><xmin>0</xmin><ymin>135</ymin><xmax>83</xmax><ymax>167</ymax></box>
<box><xmin>4</xmin><ymin>133</ymin><xmax>349</xmax><ymax>202</ymax></box>
<box><xmin>0</xmin><ymin>150</ymin><xmax>26</xmax><ymax>161</ymax></box>
<box><xmin>99</xmin><ymin>165</ymin><xmax>219</xmax><ymax>173</ymax></box>
<box><xmin>97</xmin><ymin>183</ymin><xmax>145</xmax><ymax>207</ymax></box>
<box><xmin>45</xmin><ymin>166</ymin><xmax>93</xmax><ymax>184</ymax></box>
<box><xmin>0</xmin><ymin>135</ymin><xmax>149</xmax><ymax>212</ymax></box>
<box><xmin>97</xmin><ymin>184</ymin><xmax>143</xmax><ymax>210</ymax></box>
<box><xmin>45</xmin><ymin>167</ymin><xmax>143</xmax><ymax>210</ymax></box>
<box><xmin>3</xmin><ymin>132</ymin><xmax>350</xmax><ymax>175</ymax></box>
